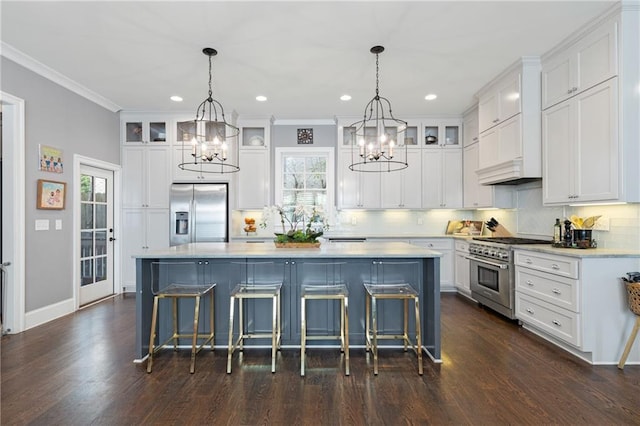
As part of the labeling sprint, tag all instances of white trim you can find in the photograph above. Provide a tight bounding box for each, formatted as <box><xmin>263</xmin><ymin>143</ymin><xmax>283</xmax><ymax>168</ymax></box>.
<box><xmin>73</xmin><ymin>155</ymin><xmax>122</xmax><ymax>310</ymax></box>
<box><xmin>24</xmin><ymin>298</ymin><xmax>75</xmax><ymax>331</ymax></box>
<box><xmin>1</xmin><ymin>91</ymin><xmax>26</xmax><ymax>334</ymax></box>
<box><xmin>272</xmin><ymin>118</ymin><xmax>336</xmax><ymax>126</ymax></box>
<box><xmin>1</xmin><ymin>42</ymin><xmax>121</xmax><ymax>113</ymax></box>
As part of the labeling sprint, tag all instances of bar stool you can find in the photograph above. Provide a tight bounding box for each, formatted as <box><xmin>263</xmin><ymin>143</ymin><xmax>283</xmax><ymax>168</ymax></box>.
<box><xmin>147</xmin><ymin>261</ymin><xmax>216</xmax><ymax>374</ymax></box>
<box><xmin>227</xmin><ymin>261</ymin><xmax>283</xmax><ymax>373</ymax></box>
<box><xmin>364</xmin><ymin>261</ymin><xmax>422</xmax><ymax>375</ymax></box>
<box><xmin>618</xmin><ymin>278</ymin><xmax>640</xmax><ymax>369</ymax></box>
<box><xmin>300</xmin><ymin>262</ymin><xmax>349</xmax><ymax>376</ymax></box>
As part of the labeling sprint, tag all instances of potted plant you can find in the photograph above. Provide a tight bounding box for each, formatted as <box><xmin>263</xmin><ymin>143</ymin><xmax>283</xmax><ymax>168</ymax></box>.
<box><xmin>260</xmin><ymin>205</ymin><xmax>328</xmax><ymax>247</ymax></box>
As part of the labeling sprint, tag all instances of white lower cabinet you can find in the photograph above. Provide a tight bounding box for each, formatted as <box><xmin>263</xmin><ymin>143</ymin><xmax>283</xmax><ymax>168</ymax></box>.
<box><xmin>454</xmin><ymin>240</ymin><xmax>471</xmax><ymax>297</ymax></box>
<box><xmin>410</xmin><ymin>239</ymin><xmax>454</xmax><ymax>292</ymax></box>
<box><xmin>121</xmin><ymin>209</ymin><xmax>169</xmax><ymax>292</ymax></box>
<box><xmin>515</xmin><ymin>249</ymin><xmax>640</xmax><ymax>364</ymax></box>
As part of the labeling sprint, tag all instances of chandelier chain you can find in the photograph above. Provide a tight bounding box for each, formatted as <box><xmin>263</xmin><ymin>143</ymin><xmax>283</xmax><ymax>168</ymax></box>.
<box><xmin>208</xmin><ymin>55</ymin><xmax>213</xmax><ymax>99</ymax></box>
<box><xmin>375</xmin><ymin>52</ymin><xmax>380</xmax><ymax>98</ymax></box>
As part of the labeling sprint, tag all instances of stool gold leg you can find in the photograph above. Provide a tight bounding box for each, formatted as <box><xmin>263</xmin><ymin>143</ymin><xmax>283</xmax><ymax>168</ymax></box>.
<box><xmin>147</xmin><ymin>296</ymin><xmax>160</xmax><ymax>373</ymax></box>
<box><xmin>344</xmin><ymin>296</ymin><xmax>350</xmax><ymax>376</ymax></box>
<box><xmin>172</xmin><ymin>297</ymin><xmax>178</xmax><ymax>351</ymax></box>
<box><xmin>372</xmin><ymin>296</ymin><xmax>378</xmax><ymax>375</ymax></box>
<box><xmin>277</xmin><ymin>289</ymin><xmax>282</xmax><ymax>350</ymax></box>
<box><xmin>210</xmin><ymin>290</ymin><xmax>215</xmax><ymax>352</ymax></box>
<box><xmin>190</xmin><ymin>295</ymin><xmax>201</xmax><ymax>374</ymax></box>
<box><xmin>271</xmin><ymin>294</ymin><xmax>277</xmax><ymax>373</ymax></box>
<box><xmin>365</xmin><ymin>293</ymin><xmax>371</xmax><ymax>352</ymax></box>
<box><xmin>618</xmin><ymin>316</ymin><xmax>640</xmax><ymax>370</ymax></box>
<box><xmin>301</xmin><ymin>296</ymin><xmax>306</xmax><ymax>377</ymax></box>
<box><xmin>415</xmin><ymin>297</ymin><xmax>423</xmax><ymax>375</ymax></box>
<box><xmin>227</xmin><ymin>296</ymin><xmax>235</xmax><ymax>374</ymax></box>
<box><xmin>238</xmin><ymin>296</ymin><xmax>244</xmax><ymax>351</ymax></box>
<box><xmin>403</xmin><ymin>298</ymin><xmax>409</xmax><ymax>352</ymax></box>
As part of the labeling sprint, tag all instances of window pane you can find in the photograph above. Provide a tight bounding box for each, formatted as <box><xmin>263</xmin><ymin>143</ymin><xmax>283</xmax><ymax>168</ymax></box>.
<box><xmin>284</xmin><ymin>157</ymin><xmax>304</xmax><ymax>173</ymax></box>
<box><xmin>94</xmin><ymin>177</ymin><xmax>107</xmax><ymax>202</ymax></box>
<box><xmin>81</xmin><ymin>204</ymin><xmax>94</xmax><ymax>229</ymax></box>
<box><xmin>81</xmin><ymin>259</ymin><xmax>94</xmax><ymax>286</ymax></box>
<box><xmin>306</xmin><ymin>157</ymin><xmax>326</xmax><ymax>172</ymax></box>
<box><xmin>95</xmin><ymin>256</ymin><xmax>107</xmax><ymax>281</ymax></box>
<box><xmin>282</xmin><ymin>190</ymin><xmax>297</xmax><ymax>207</ymax></box>
<box><xmin>283</xmin><ymin>174</ymin><xmax>303</xmax><ymax>189</ymax></box>
<box><xmin>81</xmin><ymin>175</ymin><xmax>93</xmax><ymax>201</ymax></box>
<box><xmin>81</xmin><ymin>231</ymin><xmax>93</xmax><ymax>257</ymax></box>
<box><xmin>95</xmin><ymin>205</ymin><xmax>107</xmax><ymax>229</ymax></box>
<box><xmin>95</xmin><ymin>231</ymin><xmax>107</xmax><ymax>256</ymax></box>
<box><xmin>306</xmin><ymin>174</ymin><xmax>326</xmax><ymax>189</ymax></box>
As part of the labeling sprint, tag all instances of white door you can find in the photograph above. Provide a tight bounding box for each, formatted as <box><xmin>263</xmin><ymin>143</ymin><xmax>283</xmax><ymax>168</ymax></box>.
<box><xmin>79</xmin><ymin>165</ymin><xmax>114</xmax><ymax>305</ymax></box>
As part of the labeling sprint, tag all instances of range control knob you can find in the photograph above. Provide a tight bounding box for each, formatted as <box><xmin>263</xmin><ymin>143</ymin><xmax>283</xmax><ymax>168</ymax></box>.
<box><xmin>497</xmin><ymin>252</ymin><xmax>509</xmax><ymax>260</ymax></box>
<box><xmin>488</xmin><ymin>250</ymin><xmax>496</xmax><ymax>257</ymax></box>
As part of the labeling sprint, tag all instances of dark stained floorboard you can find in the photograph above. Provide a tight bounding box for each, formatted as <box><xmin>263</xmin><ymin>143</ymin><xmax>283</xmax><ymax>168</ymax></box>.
<box><xmin>2</xmin><ymin>293</ymin><xmax>639</xmax><ymax>425</ymax></box>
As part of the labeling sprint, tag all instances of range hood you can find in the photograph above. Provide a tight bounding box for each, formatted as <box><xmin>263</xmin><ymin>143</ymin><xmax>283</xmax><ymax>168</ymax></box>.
<box><xmin>476</xmin><ymin>159</ymin><xmax>542</xmax><ymax>185</ymax></box>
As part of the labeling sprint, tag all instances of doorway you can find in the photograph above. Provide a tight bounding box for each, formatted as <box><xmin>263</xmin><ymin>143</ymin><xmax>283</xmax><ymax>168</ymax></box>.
<box><xmin>78</xmin><ymin>164</ymin><xmax>115</xmax><ymax>306</ymax></box>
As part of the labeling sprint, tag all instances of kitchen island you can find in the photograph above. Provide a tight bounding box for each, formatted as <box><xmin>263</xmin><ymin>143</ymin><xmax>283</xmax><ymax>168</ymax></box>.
<box><xmin>134</xmin><ymin>242</ymin><xmax>442</xmax><ymax>362</ymax></box>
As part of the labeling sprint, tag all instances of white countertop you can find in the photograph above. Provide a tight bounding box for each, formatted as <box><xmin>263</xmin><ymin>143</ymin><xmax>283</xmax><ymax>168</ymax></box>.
<box><xmin>134</xmin><ymin>241</ymin><xmax>443</xmax><ymax>259</ymax></box>
<box><xmin>512</xmin><ymin>244</ymin><xmax>640</xmax><ymax>258</ymax></box>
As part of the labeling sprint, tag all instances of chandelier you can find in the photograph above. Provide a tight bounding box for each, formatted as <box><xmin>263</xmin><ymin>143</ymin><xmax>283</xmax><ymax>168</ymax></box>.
<box><xmin>178</xmin><ymin>47</ymin><xmax>239</xmax><ymax>174</ymax></box>
<box><xmin>349</xmin><ymin>46</ymin><xmax>408</xmax><ymax>173</ymax></box>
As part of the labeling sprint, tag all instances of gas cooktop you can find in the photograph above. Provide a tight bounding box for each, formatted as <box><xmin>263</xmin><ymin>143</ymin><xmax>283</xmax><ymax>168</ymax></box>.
<box><xmin>472</xmin><ymin>237</ymin><xmax>553</xmax><ymax>245</ymax></box>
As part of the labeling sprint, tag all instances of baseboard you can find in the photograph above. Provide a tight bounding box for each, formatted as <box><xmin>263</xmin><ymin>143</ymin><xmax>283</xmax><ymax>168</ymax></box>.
<box><xmin>122</xmin><ymin>285</ymin><xmax>136</xmax><ymax>293</ymax></box>
<box><xmin>25</xmin><ymin>298</ymin><xmax>75</xmax><ymax>331</ymax></box>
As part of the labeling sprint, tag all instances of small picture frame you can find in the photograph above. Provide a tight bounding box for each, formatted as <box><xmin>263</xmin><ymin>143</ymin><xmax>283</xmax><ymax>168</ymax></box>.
<box><xmin>37</xmin><ymin>179</ymin><xmax>66</xmax><ymax>210</ymax></box>
<box><xmin>39</xmin><ymin>144</ymin><xmax>64</xmax><ymax>173</ymax></box>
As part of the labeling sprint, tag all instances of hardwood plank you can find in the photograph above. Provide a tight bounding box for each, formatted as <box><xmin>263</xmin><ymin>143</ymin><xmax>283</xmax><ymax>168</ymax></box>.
<box><xmin>1</xmin><ymin>293</ymin><xmax>638</xmax><ymax>425</ymax></box>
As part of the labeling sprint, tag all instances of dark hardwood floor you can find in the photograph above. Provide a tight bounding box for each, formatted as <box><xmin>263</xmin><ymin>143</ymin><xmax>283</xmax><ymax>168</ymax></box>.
<box><xmin>2</xmin><ymin>293</ymin><xmax>638</xmax><ymax>425</ymax></box>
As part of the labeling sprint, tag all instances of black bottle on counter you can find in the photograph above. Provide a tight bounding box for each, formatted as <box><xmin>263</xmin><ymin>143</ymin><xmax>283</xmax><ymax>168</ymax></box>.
<box><xmin>563</xmin><ymin>219</ymin><xmax>573</xmax><ymax>246</ymax></box>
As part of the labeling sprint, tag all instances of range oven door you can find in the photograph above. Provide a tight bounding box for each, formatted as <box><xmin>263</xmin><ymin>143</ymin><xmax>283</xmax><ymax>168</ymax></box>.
<box><xmin>468</xmin><ymin>256</ymin><xmax>512</xmax><ymax>311</ymax></box>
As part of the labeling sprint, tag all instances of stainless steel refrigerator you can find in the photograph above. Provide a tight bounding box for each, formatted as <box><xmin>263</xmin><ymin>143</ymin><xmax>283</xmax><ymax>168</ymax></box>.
<box><xmin>170</xmin><ymin>183</ymin><xmax>228</xmax><ymax>246</ymax></box>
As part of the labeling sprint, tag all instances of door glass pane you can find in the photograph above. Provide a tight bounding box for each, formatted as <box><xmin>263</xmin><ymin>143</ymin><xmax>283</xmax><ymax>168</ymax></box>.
<box><xmin>81</xmin><ymin>259</ymin><xmax>94</xmax><ymax>286</ymax></box>
<box><xmin>95</xmin><ymin>256</ymin><xmax>107</xmax><ymax>281</ymax></box>
<box><xmin>81</xmin><ymin>204</ymin><xmax>94</xmax><ymax>229</ymax></box>
<box><xmin>95</xmin><ymin>205</ymin><xmax>107</xmax><ymax>229</ymax></box>
<box><xmin>81</xmin><ymin>175</ymin><xmax>93</xmax><ymax>201</ymax></box>
<box><xmin>95</xmin><ymin>231</ymin><xmax>107</xmax><ymax>256</ymax></box>
<box><xmin>81</xmin><ymin>231</ymin><xmax>93</xmax><ymax>257</ymax></box>
<box><xmin>94</xmin><ymin>177</ymin><xmax>107</xmax><ymax>202</ymax></box>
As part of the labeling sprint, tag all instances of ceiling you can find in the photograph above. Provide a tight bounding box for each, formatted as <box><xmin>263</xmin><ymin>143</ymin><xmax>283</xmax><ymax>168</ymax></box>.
<box><xmin>1</xmin><ymin>1</ymin><xmax>615</xmax><ymax>120</ymax></box>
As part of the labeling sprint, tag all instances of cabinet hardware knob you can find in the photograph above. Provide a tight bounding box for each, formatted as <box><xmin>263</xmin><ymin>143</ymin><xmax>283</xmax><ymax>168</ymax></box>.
<box><xmin>525</xmin><ymin>259</ymin><xmax>532</xmax><ymax>264</ymax></box>
<box><xmin>526</xmin><ymin>308</ymin><xmax>534</xmax><ymax>314</ymax></box>
<box><xmin>551</xmin><ymin>264</ymin><xmax>559</xmax><ymax>270</ymax></box>
<box><xmin>109</xmin><ymin>237</ymin><xmax>116</xmax><ymax>242</ymax></box>
<box><xmin>526</xmin><ymin>280</ymin><xmax>533</xmax><ymax>286</ymax></box>
<box><xmin>552</xmin><ymin>288</ymin><xmax>561</xmax><ymax>294</ymax></box>
<box><xmin>552</xmin><ymin>320</ymin><xmax>562</xmax><ymax>327</ymax></box>
<box><xmin>567</xmin><ymin>89</ymin><xmax>573</xmax><ymax>94</ymax></box>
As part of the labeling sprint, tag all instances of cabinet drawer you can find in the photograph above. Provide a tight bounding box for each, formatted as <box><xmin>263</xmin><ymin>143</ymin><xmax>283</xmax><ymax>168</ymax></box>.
<box><xmin>514</xmin><ymin>251</ymin><xmax>578</xmax><ymax>279</ymax></box>
<box><xmin>410</xmin><ymin>239</ymin><xmax>452</xmax><ymax>251</ymax></box>
<box><xmin>516</xmin><ymin>267</ymin><xmax>578</xmax><ymax>312</ymax></box>
<box><xmin>516</xmin><ymin>293</ymin><xmax>580</xmax><ymax>347</ymax></box>
<box><xmin>455</xmin><ymin>240</ymin><xmax>470</xmax><ymax>252</ymax></box>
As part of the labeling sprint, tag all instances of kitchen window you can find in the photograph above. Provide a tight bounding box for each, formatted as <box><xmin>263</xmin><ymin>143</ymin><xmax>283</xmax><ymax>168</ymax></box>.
<box><xmin>274</xmin><ymin>147</ymin><xmax>335</xmax><ymax>216</ymax></box>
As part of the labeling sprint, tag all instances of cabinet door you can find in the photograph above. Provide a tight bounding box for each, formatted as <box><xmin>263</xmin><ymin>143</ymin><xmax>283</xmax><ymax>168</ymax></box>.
<box><xmin>121</xmin><ymin>209</ymin><xmax>145</xmax><ymax>288</ymax></box>
<box><xmin>441</xmin><ymin>149</ymin><xmax>462</xmax><ymax>208</ymax></box>
<box><xmin>146</xmin><ymin>147</ymin><xmax>170</xmax><ymax>208</ymax></box>
<box><xmin>454</xmin><ymin>251</ymin><xmax>470</xmax><ymax>293</ymax></box>
<box><xmin>360</xmin><ymin>167</ymin><xmax>381</xmax><ymax>208</ymax></box>
<box><xmin>542</xmin><ymin>100</ymin><xmax>573</xmax><ymax>204</ymax></box>
<box><xmin>496</xmin><ymin>115</ymin><xmax>521</xmax><ymax>165</ymax></box>
<box><xmin>464</xmin><ymin>143</ymin><xmax>489</xmax><ymax>208</ymax></box>
<box><xmin>172</xmin><ymin>146</ymin><xmax>206</xmax><ymax>182</ymax></box>
<box><xmin>338</xmin><ymin>152</ymin><xmax>360</xmax><ymax>208</ymax></box>
<box><xmin>574</xmin><ymin>79</ymin><xmax>618</xmax><ymax>202</ymax></box>
<box><xmin>478</xmin><ymin>127</ymin><xmax>498</xmax><ymax>170</ymax></box>
<box><xmin>122</xmin><ymin>147</ymin><xmax>145</xmax><ymax>208</ymax></box>
<box><xmin>575</xmin><ymin>20</ymin><xmax>617</xmax><ymax>95</ymax></box>
<box><xmin>380</xmin><ymin>150</ymin><xmax>421</xmax><ymax>208</ymax></box>
<box><xmin>497</xmin><ymin>73</ymin><xmax>521</xmax><ymax>123</ymax></box>
<box><xmin>479</xmin><ymin>91</ymin><xmax>499</xmax><ymax>133</ymax></box>
<box><xmin>146</xmin><ymin>209</ymin><xmax>170</xmax><ymax>251</ymax></box>
<box><xmin>542</xmin><ymin>53</ymin><xmax>574</xmax><ymax>109</ymax></box>
<box><xmin>238</xmin><ymin>149</ymin><xmax>270</xmax><ymax>209</ymax></box>
<box><xmin>421</xmin><ymin>150</ymin><xmax>442</xmax><ymax>208</ymax></box>
<box><xmin>463</xmin><ymin>109</ymin><xmax>479</xmax><ymax>147</ymax></box>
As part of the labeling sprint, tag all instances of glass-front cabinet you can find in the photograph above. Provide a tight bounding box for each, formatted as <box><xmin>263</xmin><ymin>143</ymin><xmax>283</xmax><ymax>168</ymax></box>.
<box><xmin>423</xmin><ymin>119</ymin><xmax>461</xmax><ymax>148</ymax></box>
<box><xmin>122</xmin><ymin>118</ymin><xmax>167</xmax><ymax>144</ymax></box>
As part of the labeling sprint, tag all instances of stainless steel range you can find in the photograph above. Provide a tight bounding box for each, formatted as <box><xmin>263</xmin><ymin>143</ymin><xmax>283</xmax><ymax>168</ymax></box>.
<box><xmin>467</xmin><ymin>237</ymin><xmax>551</xmax><ymax>319</ymax></box>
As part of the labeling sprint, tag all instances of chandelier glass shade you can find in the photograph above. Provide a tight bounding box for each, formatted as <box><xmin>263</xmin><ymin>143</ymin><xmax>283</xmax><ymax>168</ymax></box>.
<box><xmin>349</xmin><ymin>46</ymin><xmax>408</xmax><ymax>173</ymax></box>
<box><xmin>178</xmin><ymin>47</ymin><xmax>239</xmax><ymax>174</ymax></box>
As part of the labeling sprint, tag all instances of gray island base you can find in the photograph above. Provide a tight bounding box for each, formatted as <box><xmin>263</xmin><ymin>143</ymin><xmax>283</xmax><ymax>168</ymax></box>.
<box><xmin>134</xmin><ymin>242</ymin><xmax>442</xmax><ymax>363</ymax></box>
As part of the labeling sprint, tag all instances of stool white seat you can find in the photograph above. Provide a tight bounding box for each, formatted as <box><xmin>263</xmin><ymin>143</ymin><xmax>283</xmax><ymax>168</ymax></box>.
<box><xmin>147</xmin><ymin>261</ymin><xmax>216</xmax><ymax>374</ymax></box>
<box><xmin>227</xmin><ymin>262</ymin><xmax>283</xmax><ymax>374</ymax></box>
<box><xmin>364</xmin><ymin>282</ymin><xmax>422</xmax><ymax>375</ymax></box>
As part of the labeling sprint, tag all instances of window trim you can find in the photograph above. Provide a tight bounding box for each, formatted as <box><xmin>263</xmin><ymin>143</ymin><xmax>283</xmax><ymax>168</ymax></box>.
<box><xmin>274</xmin><ymin>147</ymin><xmax>335</xmax><ymax>212</ymax></box>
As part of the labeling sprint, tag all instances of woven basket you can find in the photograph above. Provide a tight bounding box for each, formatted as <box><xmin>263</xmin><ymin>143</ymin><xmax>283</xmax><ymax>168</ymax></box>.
<box><xmin>274</xmin><ymin>242</ymin><xmax>321</xmax><ymax>248</ymax></box>
<box><xmin>622</xmin><ymin>279</ymin><xmax>640</xmax><ymax>316</ymax></box>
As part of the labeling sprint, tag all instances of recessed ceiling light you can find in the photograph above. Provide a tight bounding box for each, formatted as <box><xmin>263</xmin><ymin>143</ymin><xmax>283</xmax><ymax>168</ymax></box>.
<box><xmin>340</xmin><ymin>94</ymin><xmax>352</xmax><ymax>101</ymax></box>
<box><xmin>256</xmin><ymin>95</ymin><xmax>267</xmax><ymax>102</ymax></box>
<box><xmin>424</xmin><ymin>94</ymin><xmax>437</xmax><ymax>101</ymax></box>
<box><xmin>170</xmin><ymin>95</ymin><xmax>183</xmax><ymax>102</ymax></box>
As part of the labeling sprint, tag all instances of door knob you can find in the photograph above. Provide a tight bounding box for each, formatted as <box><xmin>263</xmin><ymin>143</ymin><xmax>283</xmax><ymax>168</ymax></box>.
<box><xmin>109</xmin><ymin>237</ymin><xmax>117</xmax><ymax>242</ymax></box>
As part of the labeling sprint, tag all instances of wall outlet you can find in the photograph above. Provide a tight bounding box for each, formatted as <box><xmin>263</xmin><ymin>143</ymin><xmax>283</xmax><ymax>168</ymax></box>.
<box><xmin>55</xmin><ymin>219</ymin><xmax>62</xmax><ymax>230</ymax></box>
<box><xmin>592</xmin><ymin>216</ymin><xmax>610</xmax><ymax>231</ymax></box>
<box><xmin>351</xmin><ymin>216</ymin><xmax>357</xmax><ymax>226</ymax></box>
<box><xmin>417</xmin><ymin>217</ymin><xmax>424</xmax><ymax>225</ymax></box>
<box><xmin>35</xmin><ymin>219</ymin><xmax>49</xmax><ymax>231</ymax></box>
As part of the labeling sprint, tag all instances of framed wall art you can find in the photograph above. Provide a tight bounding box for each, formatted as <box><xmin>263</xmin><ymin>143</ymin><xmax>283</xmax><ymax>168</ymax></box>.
<box><xmin>39</xmin><ymin>144</ymin><xmax>64</xmax><ymax>173</ymax></box>
<box><xmin>37</xmin><ymin>179</ymin><xmax>66</xmax><ymax>210</ymax></box>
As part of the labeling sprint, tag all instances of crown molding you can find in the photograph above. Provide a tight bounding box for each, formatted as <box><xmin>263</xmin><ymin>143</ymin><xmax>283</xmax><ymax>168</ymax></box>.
<box><xmin>1</xmin><ymin>42</ymin><xmax>121</xmax><ymax>112</ymax></box>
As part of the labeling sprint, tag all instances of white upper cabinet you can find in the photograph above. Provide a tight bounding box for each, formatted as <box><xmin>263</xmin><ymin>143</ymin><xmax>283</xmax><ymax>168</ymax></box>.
<box><xmin>381</xmin><ymin>150</ymin><xmax>422</xmax><ymax>208</ymax></box>
<box><xmin>237</xmin><ymin>119</ymin><xmax>271</xmax><ymax>209</ymax></box>
<box><xmin>423</xmin><ymin>120</ymin><xmax>462</xmax><ymax>149</ymax></box>
<box><xmin>122</xmin><ymin>117</ymin><xmax>168</xmax><ymax>145</ymax></box>
<box><xmin>421</xmin><ymin>149</ymin><xmax>462</xmax><ymax>209</ymax></box>
<box><xmin>478</xmin><ymin>70</ymin><xmax>521</xmax><ymax>134</ymax></box>
<box><xmin>122</xmin><ymin>146</ymin><xmax>170</xmax><ymax>209</ymax></box>
<box><xmin>542</xmin><ymin>19</ymin><xmax>617</xmax><ymax>110</ymax></box>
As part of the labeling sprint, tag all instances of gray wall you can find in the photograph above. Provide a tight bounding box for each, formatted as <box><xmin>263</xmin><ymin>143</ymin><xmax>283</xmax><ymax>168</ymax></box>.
<box><xmin>1</xmin><ymin>58</ymin><xmax>119</xmax><ymax>311</ymax></box>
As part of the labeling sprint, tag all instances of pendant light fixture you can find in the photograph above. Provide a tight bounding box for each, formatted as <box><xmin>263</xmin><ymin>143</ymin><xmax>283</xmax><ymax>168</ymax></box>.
<box><xmin>349</xmin><ymin>46</ymin><xmax>408</xmax><ymax>173</ymax></box>
<box><xmin>178</xmin><ymin>47</ymin><xmax>239</xmax><ymax>174</ymax></box>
